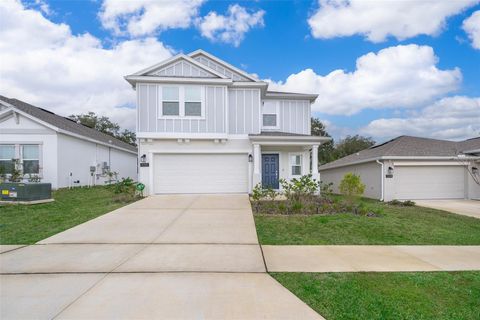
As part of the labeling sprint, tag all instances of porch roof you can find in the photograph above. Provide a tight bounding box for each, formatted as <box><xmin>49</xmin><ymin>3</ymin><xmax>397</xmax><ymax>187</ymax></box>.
<box><xmin>249</xmin><ymin>131</ymin><xmax>331</xmax><ymax>145</ymax></box>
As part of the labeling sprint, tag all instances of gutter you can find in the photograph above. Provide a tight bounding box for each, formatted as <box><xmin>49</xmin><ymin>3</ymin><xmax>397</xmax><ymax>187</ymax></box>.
<box><xmin>319</xmin><ymin>155</ymin><xmax>480</xmax><ymax>171</ymax></box>
<box><xmin>376</xmin><ymin>160</ymin><xmax>384</xmax><ymax>201</ymax></box>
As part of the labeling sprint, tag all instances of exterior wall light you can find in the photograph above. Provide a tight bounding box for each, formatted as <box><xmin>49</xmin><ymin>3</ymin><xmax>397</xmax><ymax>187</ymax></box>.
<box><xmin>248</xmin><ymin>154</ymin><xmax>253</xmax><ymax>162</ymax></box>
<box><xmin>387</xmin><ymin>166</ymin><xmax>394</xmax><ymax>175</ymax></box>
<box><xmin>140</xmin><ymin>154</ymin><xmax>147</xmax><ymax>163</ymax></box>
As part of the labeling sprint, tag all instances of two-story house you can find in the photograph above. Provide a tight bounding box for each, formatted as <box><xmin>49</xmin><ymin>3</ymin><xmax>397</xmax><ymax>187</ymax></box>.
<box><xmin>125</xmin><ymin>50</ymin><xmax>330</xmax><ymax>195</ymax></box>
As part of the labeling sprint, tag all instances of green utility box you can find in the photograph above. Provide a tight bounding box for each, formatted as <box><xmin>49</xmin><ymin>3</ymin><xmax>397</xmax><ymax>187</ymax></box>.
<box><xmin>0</xmin><ymin>183</ymin><xmax>52</xmax><ymax>202</ymax></box>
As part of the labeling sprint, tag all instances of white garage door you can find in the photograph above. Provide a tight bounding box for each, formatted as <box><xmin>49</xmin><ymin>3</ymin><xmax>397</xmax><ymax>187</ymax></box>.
<box><xmin>395</xmin><ymin>166</ymin><xmax>465</xmax><ymax>200</ymax></box>
<box><xmin>153</xmin><ymin>153</ymin><xmax>248</xmax><ymax>194</ymax></box>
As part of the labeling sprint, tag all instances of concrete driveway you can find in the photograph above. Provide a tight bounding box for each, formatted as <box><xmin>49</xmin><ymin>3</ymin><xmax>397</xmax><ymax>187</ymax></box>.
<box><xmin>415</xmin><ymin>199</ymin><xmax>480</xmax><ymax>219</ymax></box>
<box><xmin>0</xmin><ymin>194</ymin><xmax>322</xmax><ymax>320</ymax></box>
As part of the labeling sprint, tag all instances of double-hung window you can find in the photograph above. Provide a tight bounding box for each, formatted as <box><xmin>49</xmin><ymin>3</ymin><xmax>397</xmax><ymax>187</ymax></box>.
<box><xmin>262</xmin><ymin>101</ymin><xmax>279</xmax><ymax>129</ymax></box>
<box><xmin>162</xmin><ymin>87</ymin><xmax>180</xmax><ymax>116</ymax></box>
<box><xmin>22</xmin><ymin>145</ymin><xmax>40</xmax><ymax>174</ymax></box>
<box><xmin>0</xmin><ymin>145</ymin><xmax>15</xmax><ymax>174</ymax></box>
<box><xmin>290</xmin><ymin>154</ymin><xmax>303</xmax><ymax>176</ymax></box>
<box><xmin>160</xmin><ymin>86</ymin><xmax>203</xmax><ymax>118</ymax></box>
<box><xmin>184</xmin><ymin>86</ymin><xmax>202</xmax><ymax>116</ymax></box>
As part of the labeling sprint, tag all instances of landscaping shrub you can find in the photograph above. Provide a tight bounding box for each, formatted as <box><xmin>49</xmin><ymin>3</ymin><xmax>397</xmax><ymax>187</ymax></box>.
<box><xmin>339</xmin><ymin>173</ymin><xmax>365</xmax><ymax>207</ymax></box>
<box><xmin>112</xmin><ymin>177</ymin><xmax>142</xmax><ymax>203</ymax></box>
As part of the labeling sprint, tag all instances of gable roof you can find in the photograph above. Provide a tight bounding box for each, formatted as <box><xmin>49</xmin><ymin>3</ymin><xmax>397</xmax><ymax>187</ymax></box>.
<box><xmin>130</xmin><ymin>54</ymin><xmax>227</xmax><ymax>79</ymax></box>
<box><xmin>188</xmin><ymin>49</ymin><xmax>258</xmax><ymax>82</ymax></box>
<box><xmin>0</xmin><ymin>95</ymin><xmax>137</xmax><ymax>153</ymax></box>
<box><xmin>319</xmin><ymin>135</ymin><xmax>480</xmax><ymax>170</ymax></box>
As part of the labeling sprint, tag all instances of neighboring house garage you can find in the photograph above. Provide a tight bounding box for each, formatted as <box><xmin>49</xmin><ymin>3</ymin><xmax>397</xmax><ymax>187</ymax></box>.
<box><xmin>153</xmin><ymin>153</ymin><xmax>248</xmax><ymax>194</ymax></box>
<box><xmin>394</xmin><ymin>165</ymin><xmax>465</xmax><ymax>200</ymax></box>
<box><xmin>319</xmin><ymin>136</ymin><xmax>480</xmax><ymax>201</ymax></box>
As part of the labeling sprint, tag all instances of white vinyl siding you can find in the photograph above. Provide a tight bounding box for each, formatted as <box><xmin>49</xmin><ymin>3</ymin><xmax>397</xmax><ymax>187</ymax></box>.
<box><xmin>394</xmin><ymin>166</ymin><xmax>465</xmax><ymax>200</ymax></box>
<box><xmin>153</xmin><ymin>154</ymin><xmax>248</xmax><ymax>194</ymax></box>
<box><xmin>149</xmin><ymin>60</ymin><xmax>217</xmax><ymax>78</ymax></box>
<box><xmin>228</xmin><ymin>88</ymin><xmax>261</xmax><ymax>134</ymax></box>
<box><xmin>138</xmin><ymin>84</ymin><xmax>226</xmax><ymax>133</ymax></box>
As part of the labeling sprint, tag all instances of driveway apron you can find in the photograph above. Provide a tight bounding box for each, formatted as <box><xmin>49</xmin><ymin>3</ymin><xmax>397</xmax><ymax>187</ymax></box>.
<box><xmin>1</xmin><ymin>194</ymin><xmax>323</xmax><ymax>320</ymax></box>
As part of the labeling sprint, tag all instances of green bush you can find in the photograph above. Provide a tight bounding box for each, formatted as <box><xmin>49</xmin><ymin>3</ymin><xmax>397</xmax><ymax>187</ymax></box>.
<box><xmin>112</xmin><ymin>177</ymin><xmax>139</xmax><ymax>203</ymax></box>
<box><xmin>339</xmin><ymin>173</ymin><xmax>365</xmax><ymax>197</ymax></box>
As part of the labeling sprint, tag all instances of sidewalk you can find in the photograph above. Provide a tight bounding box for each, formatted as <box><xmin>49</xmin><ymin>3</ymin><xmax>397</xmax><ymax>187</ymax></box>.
<box><xmin>263</xmin><ymin>245</ymin><xmax>480</xmax><ymax>272</ymax></box>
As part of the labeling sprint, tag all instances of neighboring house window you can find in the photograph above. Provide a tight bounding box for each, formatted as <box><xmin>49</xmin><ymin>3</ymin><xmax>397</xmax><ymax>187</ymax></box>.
<box><xmin>290</xmin><ymin>154</ymin><xmax>302</xmax><ymax>176</ymax></box>
<box><xmin>22</xmin><ymin>145</ymin><xmax>40</xmax><ymax>174</ymax></box>
<box><xmin>184</xmin><ymin>86</ymin><xmax>202</xmax><ymax>116</ymax></box>
<box><xmin>159</xmin><ymin>86</ymin><xmax>204</xmax><ymax>118</ymax></box>
<box><xmin>162</xmin><ymin>87</ymin><xmax>180</xmax><ymax>116</ymax></box>
<box><xmin>0</xmin><ymin>145</ymin><xmax>15</xmax><ymax>174</ymax></box>
<box><xmin>263</xmin><ymin>114</ymin><xmax>277</xmax><ymax>127</ymax></box>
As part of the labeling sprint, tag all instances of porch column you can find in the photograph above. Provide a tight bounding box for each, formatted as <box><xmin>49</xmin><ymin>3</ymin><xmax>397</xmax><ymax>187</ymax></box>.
<box><xmin>253</xmin><ymin>144</ymin><xmax>261</xmax><ymax>188</ymax></box>
<box><xmin>311</xmin><ymin>145</ymin><xmax>319</xmax><ymax>175</ymax></box>
<box><xmin>311</xmin><ymin>145</ymin><xmax>320</xmax><ymax>189</ymax></box>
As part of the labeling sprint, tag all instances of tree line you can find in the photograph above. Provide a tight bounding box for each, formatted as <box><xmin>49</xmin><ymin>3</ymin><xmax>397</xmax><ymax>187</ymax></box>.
<box><xmin>311</xmin><ymin>118</ymin><xmax>375</xmax><ymax>164</ymax></box>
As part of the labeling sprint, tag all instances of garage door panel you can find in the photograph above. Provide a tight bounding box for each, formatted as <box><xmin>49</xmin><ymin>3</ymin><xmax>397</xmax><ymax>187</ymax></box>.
<box><xmin>395</xmin><ymin>166</ymin><xmax>465</xmax><ymax>200</ymax></box>
<box><xmin>154</xmin><ymin>154</ymin><xmax>248</xmax><ymax>194</ymax></box>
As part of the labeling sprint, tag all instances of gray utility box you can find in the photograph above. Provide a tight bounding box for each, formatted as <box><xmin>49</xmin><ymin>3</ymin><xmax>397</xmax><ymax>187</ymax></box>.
<box><xmin>0</xmin><ymin>183</ymin><xmax>52</xmax><ymax>201</ymax></box>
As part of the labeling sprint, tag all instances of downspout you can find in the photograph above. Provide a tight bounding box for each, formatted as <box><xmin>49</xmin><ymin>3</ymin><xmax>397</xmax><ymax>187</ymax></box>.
<box><xmin>376</xmin><ymin>159</ymin><xmax>384</xmax><ymax>201</ymax></box>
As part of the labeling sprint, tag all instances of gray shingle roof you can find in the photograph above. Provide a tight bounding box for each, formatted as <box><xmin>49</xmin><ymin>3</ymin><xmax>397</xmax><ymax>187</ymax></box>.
<box><xmin>0</xmin><ymin>95</ymin><xmax>137</xmax><ymax>153</ymax></box>
<box><xmin>249</xmin><ymin>131</ymin><xmax>311</xmax><ymax>137</ymax></box>
<box><xmin>319</xmin><ymin>135</ymin><xmax>480</xmax><ymax>170</ymax></box>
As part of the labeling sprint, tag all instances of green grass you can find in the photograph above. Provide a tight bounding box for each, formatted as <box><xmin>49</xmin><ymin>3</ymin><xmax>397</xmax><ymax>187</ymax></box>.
<box><xmin>0</xmin><ymin>186</ymin><xmax>135</xmax><ymax>244</ymax></box>
<box><xmin>272</xmin><ymin>272</ymin><xmax>480</xmax><ymax>320</ymax></box>
<box><xmin>254</xmin><ymin>201</ymin><xmax>480</xmax><ymax>245</ymax></box>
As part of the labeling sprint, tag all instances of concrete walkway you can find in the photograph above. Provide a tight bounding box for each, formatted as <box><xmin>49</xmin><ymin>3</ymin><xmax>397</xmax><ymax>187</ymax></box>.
<box><xmin>0</xmin><ymin>194</ymin><xmax>322</xmax><ymax>320</ymax></box>
<box><xmin>263</xmin><ymin>245</ymin><xmax>480</xmax><ymax>272</ymax></box>
<box><xmin>415</xmin><ymin>199</ymin><xmax>480</xmax><ymax>219</ymax></box>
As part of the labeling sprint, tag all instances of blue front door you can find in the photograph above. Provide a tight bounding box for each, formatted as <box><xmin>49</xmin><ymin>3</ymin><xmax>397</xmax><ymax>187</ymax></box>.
<box><xmin>262</xmin><ymin>154</ymin><xmax>279</xmax><ymax>189</ymax></box>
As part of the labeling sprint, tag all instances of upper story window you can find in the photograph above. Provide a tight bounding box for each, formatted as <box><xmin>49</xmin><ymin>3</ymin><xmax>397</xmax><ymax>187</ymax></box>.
<box><xmin>262</xmin><ymin>100</ymin><xmax>279</xmax><ymax>129</ymax></box>
<box><xmin>185</xmin><ymin>86</ymin><xmax>202</xmax><ymax>116</ymax></box>
<box><xmin>263</xmin><ymin>114</ymin><xmax>277</xmax><ymax>127</ymax></box>
<box><xmin>160</xmin><ymin>85</ymin><xmax>204</xmax><ymax>118</ymax></box>
<box><xmin>162</xmin><ymin>87</ymin><xmax>180</xmax><ymax>116</ymax></box>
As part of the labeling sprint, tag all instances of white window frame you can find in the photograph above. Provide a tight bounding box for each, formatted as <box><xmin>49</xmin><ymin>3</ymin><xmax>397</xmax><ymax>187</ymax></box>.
<box><xmin>289</xmin><ymin>152</ymin><xmax>303</xmax><ymax>177</ymax></box>
<box><xmin>262</xmin><ymin>101</ymin><xmax>280</xmax><ymax>130</ymax></box>
<box><xmin>0</xmin><ymin>143</ymin><xmax>43</xmax><ymax>177</ymax></box>
<box><xmin>0</xmin><ymin>144</ymin><xmax>16</xmax><ymax>175</ymax></box>
<box><xmin>158</xmin><ymin>85</ymin><xmax>205</xmax><ymax>120</ymax></box>
<box><xmin>21</xmin><ymin>144</ymin><xmax>41</xmax><ymax>175</ymax></box>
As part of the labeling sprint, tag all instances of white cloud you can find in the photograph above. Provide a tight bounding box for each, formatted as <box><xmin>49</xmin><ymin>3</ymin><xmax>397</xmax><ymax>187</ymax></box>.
<box><xmin>197</xmin><ymin>4</ymin><xmax>265</xmax><ymax>46</ymax></box>
<box><xmin>268</xmin><ymin>44</ymin><xmax>461</xmax><ymax>115</ymax></box>
<box><xmin>99</xmin><ymin>0</ymin><xmax>205</xmax><ymax>37</ymax></box>
<box><xmin>308</xmin><ymin>0</ymin><xmax>478</xmax><ymax>42</ymax></box>
<box><xmin>463</xmin><ymin>10</ymin><xmax>480</xmax><ymax>49</ymax></box>
<box><xmin>0</xmin><ymin>0</ymin><xmax>173</xmax><ymax>130</ymax></box>
<box><xmin>361</xmin><ymin>96</ymin><xmax>480</xmax><ymax>141</ymax></box>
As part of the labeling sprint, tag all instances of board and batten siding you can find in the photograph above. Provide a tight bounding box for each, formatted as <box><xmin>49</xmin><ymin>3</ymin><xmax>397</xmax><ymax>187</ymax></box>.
<box><xmin>262</xmin><ymin>99</ymin><xmax>311</xmax><ymax>135</ymax></box>
<box><xmin>137</xmin><ymin>83</ymin><xmax>226</xmax><ymax>133</ymax></box>
<box><xmin>227</xmin><ymin>88</ymin><xmax>261</xmax><ymax>134</ymax></box>
<box><xmin>149</xmin><ymin>60</ymin><xmax>215</xmax><ymax>78</ymax></box>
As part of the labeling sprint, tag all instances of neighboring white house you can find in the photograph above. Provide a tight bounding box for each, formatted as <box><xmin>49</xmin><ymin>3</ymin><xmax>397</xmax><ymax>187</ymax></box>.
<box><xmin>0</xmin><ymin>95</ymin><xmax>138</xmax><ymax>189</ymax></box>
<box><xmin>319</xmin><ymin>136</ymin><xmax>480</xmax><ymax>201</ymax></box>
<box><xmin>125</xmin><ymin>49</ymin><xmax>330</xmax><ymax>195</ymax></box>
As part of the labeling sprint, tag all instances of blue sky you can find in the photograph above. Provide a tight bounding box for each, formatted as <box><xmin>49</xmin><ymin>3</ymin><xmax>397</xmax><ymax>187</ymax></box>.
<box><xmin>1</xmin><ymin>0</ymin><xmax>479</xmax><ymax>142</ymax></box>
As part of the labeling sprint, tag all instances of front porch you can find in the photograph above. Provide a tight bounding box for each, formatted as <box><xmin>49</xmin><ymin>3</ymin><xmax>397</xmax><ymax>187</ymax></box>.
<box><xmin>249</xmin><ymin>132</ymin><xmax>330</xmax><ymax>190</ymax></box>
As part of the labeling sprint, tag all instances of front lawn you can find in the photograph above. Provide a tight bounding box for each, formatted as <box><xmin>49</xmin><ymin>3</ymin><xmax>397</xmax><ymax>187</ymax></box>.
<box><xmin>254</xmin><ymin>200</ymin><xmax>480</xmax><ymax>245</ymax></box>
<box><xmin>0</xmin><ymin>186</ymin><xmax>137</xmax><ymax>244</ymax></box>
<box><xmin>272</xmin><ymin>272</ymin><xmax>480</xmax><ymax>320</ymax></box>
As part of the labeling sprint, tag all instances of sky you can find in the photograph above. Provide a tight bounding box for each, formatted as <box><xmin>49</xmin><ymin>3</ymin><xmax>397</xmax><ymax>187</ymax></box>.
<box><xmin>0</xmin><ymin>0</ymin><xmax>479</xmax><ymax>143</ymax></box>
